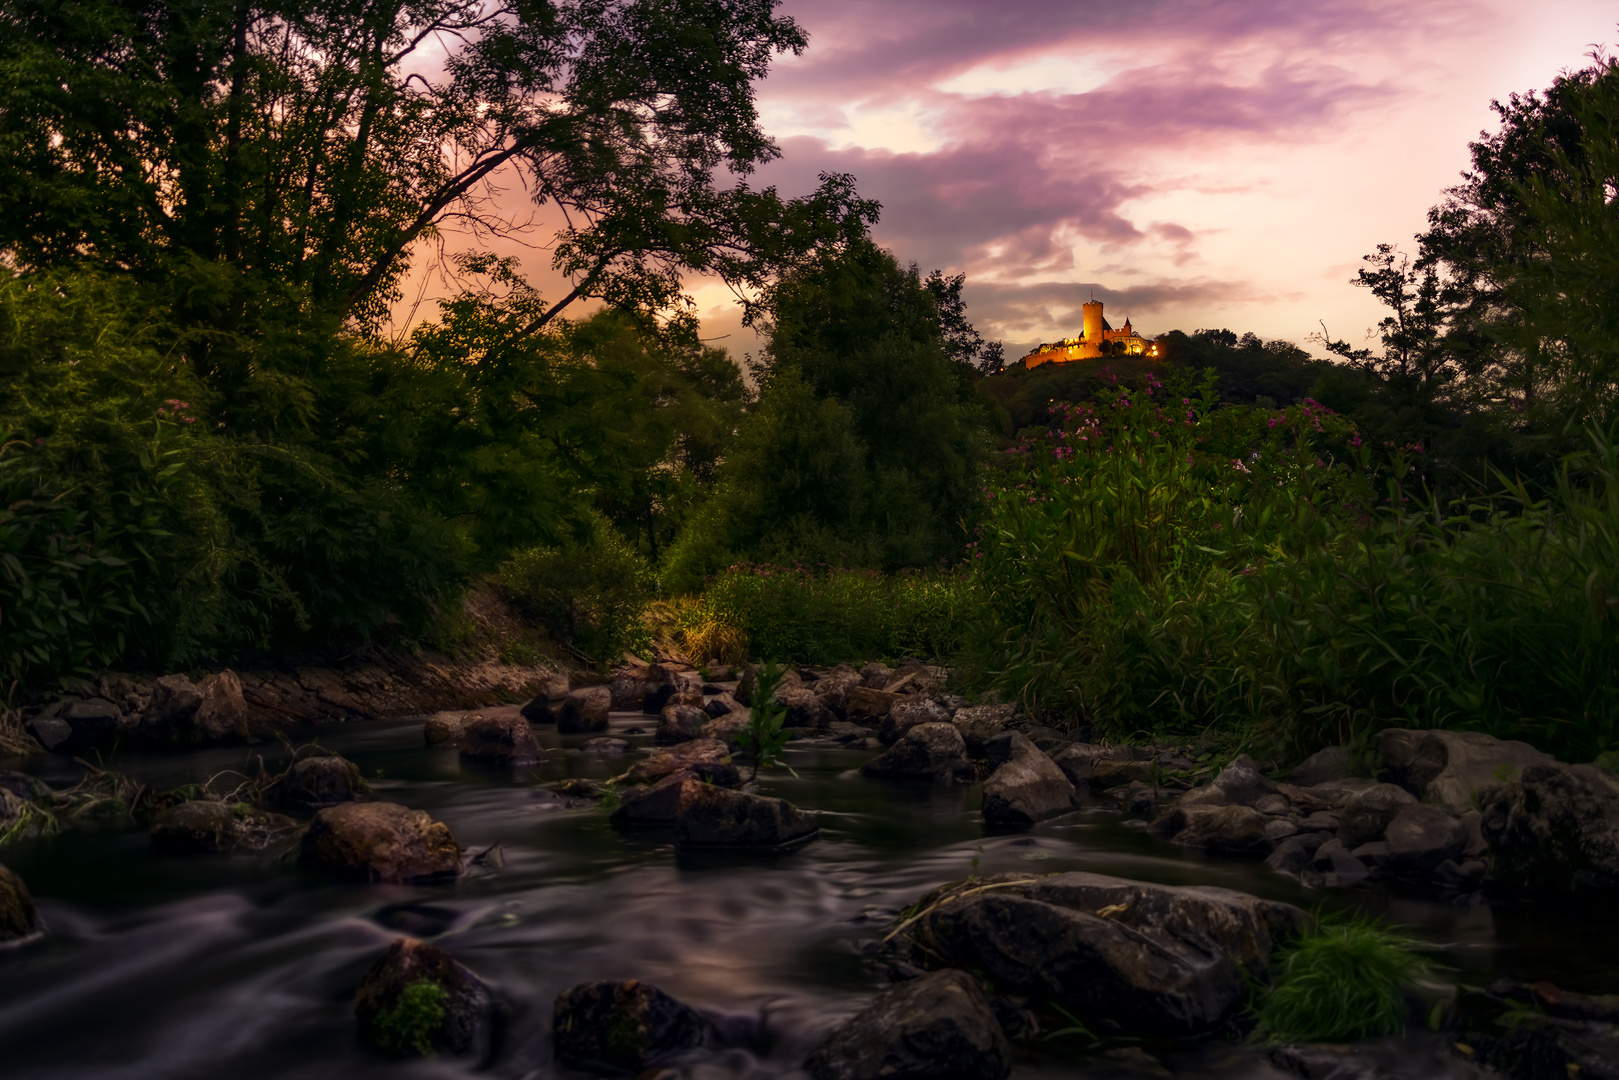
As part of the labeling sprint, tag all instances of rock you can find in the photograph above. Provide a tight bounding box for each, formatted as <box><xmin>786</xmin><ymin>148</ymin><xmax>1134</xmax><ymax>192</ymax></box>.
<box><xmin>736</xmin><ymin>664</ymin><xmax>800</xmax><ymax>706</ymax></box>
<box><xmin>423</xmin><ymin>713</ymin><xmax>464</xmax><ymax>747</ymax></box>
<box><xmin>1270</xmin><ymin>1044</ymin><xmax>1396</xmax><ymax>1080</ymax></box>
<box><xmin>150</xmin><ymin>800</ymin><xmax>297</xmax><ymax>855</ymax></box>
<box><xmin>845</xmin><ymin>685</ymin><xmax>901</xmax><ymax>723</ymax></box>
<box><xmin>267</xmin><ymin>754</ymin><xmax>369</xmax><ymax>812</ymax></box>
<box><xmin>1090</xmin><ymin>758</ymin><xmax>1159</xmax><ymax>789</ymax></box>
<box><xmin>624</xmin><ymin>738</ymin><xmax>730</xmax><ymax>785</ymax></box>
<box><xmin>609</xmin><ymin>670</ymin><xmax>646</xmax><ymax>709</ymax></box>
<box><xmin>703</xmin><ymin>693</ymin><xmax>741</xmax><ymax>718</ymax></box>
<box><xmin>1253</xmin><ymin>794</ymin><xmax>1292</xmax><ymax>815</ymax></box>
<box><xmin>355</xmin><ymin>938</ymin><xmax>496</xmax><ymax>1059</ymax></box>
<box><xmin>813</xmin><ymin>665</ymin><xmax>864</xmax><ymax>716</ymax></box>
<box><xmin>674</xmin><ymin>785</ymin><xmax>818</xmax><ymax>849</ymax></box>
<box><xmin>953</xmin><ymin>705</ymin><xmax>1016</xmax><ymax>754</ymax></box>
<box><xmin>1298</xmin><ymin>811</ymin><xmax>1340</xmax><ymax>832</ymax></box>
<box><xmin>1293</xmin><ymin>777</ymin><xmax>1380</xmax><ymax>805</ymax></box>
<box><xmin>858</xmin><ymin>661</ymin><xmax>894</xmax><ymax>689</ymax></box>
<box><xmin>558</xmin><ymin>687</ymin><xmax>611</xmax><ymax>733</ymax></box>
<box><xmin>913</xmin><ymin>871</ymin><xmax>1306</xmax><ymax>1039</ymax></box>
<box><xmin>518</xmin><ymin>694</ymin><xmax>554</xmax><ymax>723</ymax></box>
<box><xmin>702</xmin><ymin>710</ymin><xmax>751</xmax><ymax>749</ymax></box>
<box><xmin>1171</xmin><ymin>805</ymin><xmax>1273</xmax><ymax>855</ymax></box>
<box><xmin>28</xmin><ymin>698</ymin><xmax>120</xmax><ymax>755</ymax></box>
<box><xmin>458</xmin><ymin>715</ymin><xmax>544</xmax><ymax>765</ymax></box>
<box><xmin>580</xmin><ymin>737</ymin><xmax>630</xmax><ymax>755</ymax></box>
<box><xmin>1451</xmin><ymin>982</ymin><xmax>1619</xmax><ymax>1080</ymax></box>
<box><xmin>1285</xmin><ymin>745</ymin><xmax>1358</xmax><ymax>787</ymax></box>
<box><xmin>804</xmin><ymin>969</ymin><xmax>1011</xmax><ymax>1080</ymax></box>
<box><xmin>1480</xmin><ymin>763</ymin><xmax>1619</xmax><ymax>901</ymax></box>
<box><xmin>1310</xmin><ymin>838</ymin><xmax>1371</xmax><ymax>886</ymax></box>
<box><xmin>612</xmin><ymin>775</ymin><xmax>702</xmax><ymax>826</ymax></box>
<box><xmin>655</xmin><ymin>704</ymin><xmax>709</xmax><ymax>745</ymax></box>
<box><xmin>0</xmin><ymin>863</ymin><xmax>40</xmax><ymax>942</ymax></box>
<box><xmin>778</xmin><ymin>683</ymin><xmax>833</xmax><ymax>731</ymax></box>
<box><xmin>1264</xmin><ymin>817</ymin><xmax>1301</xmax><ymax>842</ymax></box>
<box><xmin>862</xmin><ymin>723</ymin><xmax>974</xmax><ymax>783</ymax></box>
<box><xmin>553</xmin><ymin>979</ymin><xmax>718</xmax><ymax>1073</ymax></box>
<box><xmin>1207</xmin><ymin>755</ymin><xmax>1276</xmax><ymax>808</ymax></box>
<box><xmin>1266</xmin><ymin>832</ymin><xmax>1327</xmax><ymax>875</ymax></box>
<box><xmin>139</xmin><ymin>671</ymin><xmax>252</xmax><ymax>746</ymax></box>
<box><xmin>982</xmin><ymin>733</ymin><xmax>1077</xmax><ymax>824</ymax></box>
<box><xmin>1050</xmin><ymin>743</ymin><xmax>1125</xmax><ymax>785</ymax></box>
<box><xmin>1378</xmin><ymin>728</ymin><xmax>1556</xmax><ymax>813</ymax></box>
<box><xmin>1337</xmin><ymin>783</ymin><xmax>1418</xmax><ymax>847</ymax></box>
<box><xmin>1381</xmin><ymin>803</ymin><xmax>1466</xmax><ymax>876</ymax></box>
<box><xmin>879</xmin><ymin>697</ymin><xmax>953</xmax><ymax>746</ymax></box>
<box><xmin>299</xmin><ymin>802</ymin><xmax>462</xmax><ymax>883</ymax></box>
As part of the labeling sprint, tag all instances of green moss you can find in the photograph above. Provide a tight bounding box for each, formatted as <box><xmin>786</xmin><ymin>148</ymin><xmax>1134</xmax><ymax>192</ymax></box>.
<box><xmin>1256</xmin><ymin>917</ymin><xmax>1430</xmax><ymax>1043</ymax></box>
<box><xmin>372</xmin><ymin>978</ymin><xmax>448</xmax><ymax>1057</ymax></box>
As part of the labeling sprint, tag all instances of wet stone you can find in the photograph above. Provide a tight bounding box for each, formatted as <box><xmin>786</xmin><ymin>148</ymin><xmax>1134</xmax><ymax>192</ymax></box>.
<box><xmin>804</xmin><ymin>969</ymin><xmax>1011</xmax><ymax>1080</ymax></box>
<box><xmin>299</xmin><ymin>802</ymin><xmax>462</xmax><ymax>883</ymax></box>
<box><xmin>355</xmin><ymin>937</ymin><xmax>497</xmax><ymax>1060</ymax></box>
<box><xmin>553</xmin><ymin>979</ymin><xmax>718</xmax><ymax>1073</ymax></box>
<box><xmin>459</xmin><ymin>715</ymin><xmax>544</xmax><ymax>765</ymax></box>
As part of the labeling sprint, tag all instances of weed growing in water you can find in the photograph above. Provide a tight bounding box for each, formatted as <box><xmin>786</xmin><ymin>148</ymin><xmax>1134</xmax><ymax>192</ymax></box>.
<box><xmin>371</xmin><ymin>978</ymin><xmax>448</xmax><ymax>1057</ymax></box>
<box><xmin>1255</xmin><ymin>916</ymin><xmax>1430</xmax><ymax>1043</ymax></box>
<box><xmin>744</xmin><ymin>661</ymin><xmax>790</xmax><ymax>785</ymax></box>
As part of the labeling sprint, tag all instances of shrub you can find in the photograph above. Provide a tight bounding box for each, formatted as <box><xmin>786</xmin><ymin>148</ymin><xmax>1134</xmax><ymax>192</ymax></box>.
<box><xmin>697</xmin><ymin>564</ymin><xmax>973</xmax><ymax>665</ymax></box>
<box><xmin>499</xmin><ymin>521</ymin><xmax>654</xmax><ymax>664</ymax></box>
<box><xmin>1256</xmin><ymin>918</ymin><xmax>1430</xmax><ymax>1043</ymax></box>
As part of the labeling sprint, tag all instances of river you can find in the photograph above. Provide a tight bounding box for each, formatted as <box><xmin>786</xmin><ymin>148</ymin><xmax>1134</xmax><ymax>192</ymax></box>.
<box><xmin>1</xmin><ymin>708</ymin><xmax>1611</xmax><ymax>1079</ymax></box>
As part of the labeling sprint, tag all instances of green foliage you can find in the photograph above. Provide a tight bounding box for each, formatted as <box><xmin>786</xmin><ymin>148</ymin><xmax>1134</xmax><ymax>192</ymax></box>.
<box><xmin>1256</xmin><ymin>918</ymin><xmax>1429</xmax><ymax>1044</ymax></box>
<box><xmin>668</xmin><ymin>242</ymin><xmax>994</xmax><ymax>583</ymax></box>
<box><xmin>499</xmin><ymin>520</ymin><xmax>655</xmax><ymax>665</ymax></box>
<box><xmin>696</xmin><ymin>565</ymin><xmax>972</xmax><ymax>665</ymax></box>
<box><xmin>371</xmin><ymin>979</ymin><xmax>448</xmax><ymax>1059</ymax></box>
<box><xmin>744</xmin><ymin>660</ymin><xmax>790</xmax><ymax>784</ymax></box>
<box><xmin>961</xmin><ymin>357</ymin><xmax>1619</xmax><ymax>760</ymax></box>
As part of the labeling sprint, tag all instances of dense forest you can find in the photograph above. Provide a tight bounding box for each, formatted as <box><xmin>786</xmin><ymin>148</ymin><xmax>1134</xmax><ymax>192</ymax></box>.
<box><xmin>1</xmin><ymin>1</ymin><xmax>1616</xmax><ymax>762</ymax></box>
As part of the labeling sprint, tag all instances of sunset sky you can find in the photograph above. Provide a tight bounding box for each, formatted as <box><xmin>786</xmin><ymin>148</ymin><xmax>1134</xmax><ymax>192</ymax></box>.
<box><xmin>677</xmin><ymin>0</ymin><xmax>1618</xmax><ymax>362</ymax></box>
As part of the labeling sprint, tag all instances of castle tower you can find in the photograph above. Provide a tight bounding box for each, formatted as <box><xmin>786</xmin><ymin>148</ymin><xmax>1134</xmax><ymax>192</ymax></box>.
<box><xmin>1081</xmin><ymin>298</ymin><xmax>1104</xmax><ymax>348</ymax></box>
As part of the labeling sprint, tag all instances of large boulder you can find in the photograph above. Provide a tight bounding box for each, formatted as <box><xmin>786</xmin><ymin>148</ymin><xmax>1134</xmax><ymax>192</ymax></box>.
<box><xmin>953</xmin><ymin>705</ymin><xmax>1015</xmax><ymax>754</ymax></box>
<box><xmin>518</xmin><ymin>694</ymin><xmax>554</xmax><ymax>724</ymax></box>
<box><xmin>655</xmin><ymin>704</ymin><xmax>709</xmax><ymax>745</ymax></box>
<box><xmin>423</xmin><ymin>713</ymin><xmax>465</xmax><ymax>748</ymax></box>
<box><xmin>845</xmin><ymin>685</ymin><xmax>901</xmax><ymax>723</ymax></box>
<box><xmin>1337</xmin><ymin>783</ymin><xmax>1418</xmax><ymax>847</ymax></box>
<box><xmin>268</xmin><ymin>755</ymin><xmax>369</xmax><ymax>812</ymax></box>
<box><xmin>459</xmin><ymin>715</ymin><xmax>544</xmax><ymax>765</ymax></box>
<box><xmin>0</xmin><ymin>863</ymin><xmax>40</xmax><ymax>942</ymax></box>
<box><xmin>1378</xmin><ymin>728</ymin><xmax>1556</xmax><ymax>813</ymax></box>
<box><xmin>777</xmin><ymin>683</ymin><xmax>834</xmax><ymax>731</ymax></box>
<box><xmin>1480</xmin><ymin>763</ymin><xmax>1619</xmax><ymax>902</ymax></box>
<box><xmin>674</xmin><ymin>785</ymin><xmax>818</xmax><ymax>849</ymax></box>
<box><xmin>609</xmin><ymin>670</ymin><xmax>647</xmax><ymax>710</ymax></box>
<box><xmin>612</xmin><ymin>775</ymin><xmax>704</xmax><ymax>827</ymax></box>
<box><xmin>557</xmin><ymin>687</ymin><xmax>611</xmax><ymax>734</ymax></box>
<box><xmin>910</xmin><ymin>872</ymin><xmax>1307</xmax><ymax>1040</ymax></box>
<box><xmin>299</xmin><ymin>802</ymin><xmax>462</xmax><ymax>883</ymax></box>
<box><xmin>139</xmin><ymin>671</ymin><xmax>252</xmax><ymax>746</ymax></box>
<box><xmin>150</xmin><ymin>800</ymin><xmax>298</xmax><ymax>855</ymax></box>
<box><xmin>804</xmin><ymin>969</ymin><xmax>1011</xmax><ymax>1080</ymax></box>
<box><xmin>982</xmin><ymin>733</ymin><xmax>1077</xmax><ymax>825</ymax></box>
<box><xmin>813</xmin><ymin>665</ymin><xmax>865</xmax><ymax>717</ymax></box>
<box><xmin>879</xmin><ymin>697</ymin><xmax>952</xmax><ymax>746</ymax></box>
<box><xmin>862</xmin><ymin>723</ymin><xmax>973</xmax><ymax>783</ymax></box>
<box><xmin>25</xmin><ymin>698</ymin><xmax>120</xmax><ymax>755</ymax></box>
<box><xmin>1285</xmin><ymin>745</ymin><xmax>1357</xmax><ymax>787</ymax></box>
<box><xmin>553</xmin><ymin>979</ymin><xmax>717</xmax><ymax>1073</ymax></box>
<box><xmin>1170</xmin><ymin>805</ymin><xmax>1273</xmax><ymax>856</ymax></box>
<box><xmin>624</xmin><ymin>738</ymin><xmax>730</xmax><ymax>786</ymax></box>
<box><xmin>1380</xmin><ymin>802</ymin><xmax>1466</xmax><ymax>876</ymax></box>
<box><xmin>354</xmin><ymin>938</ymin><xmax>497</xmax><ymax>1060</ymax></box>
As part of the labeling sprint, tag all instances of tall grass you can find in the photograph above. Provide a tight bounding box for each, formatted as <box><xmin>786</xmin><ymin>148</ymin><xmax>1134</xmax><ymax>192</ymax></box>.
<box><xmin>959</xmin><ymin>366</ymin><xmax>1619</xmax><ymax>761</ymax></box>
<box><xmin>679</xmin><ymin>564</ymin><xmax>974</xmax><ymax>666</ymax></box>
<box><xmin>1256</xmin><ymin>917</ymin><xmax>1430</xmax><ymax>1043</ymax></box>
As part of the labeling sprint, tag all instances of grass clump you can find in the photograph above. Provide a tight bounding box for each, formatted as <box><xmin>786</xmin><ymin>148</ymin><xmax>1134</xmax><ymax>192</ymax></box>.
<box><xmin>371</xmin><ymin>978</ymin><xmax>448</xmax><ymax>1057</ymax></box>
<box><xmin>1256</xmin><ymin>918</ymin><xmax>1430</xmax><ymax>1043</ymax></box>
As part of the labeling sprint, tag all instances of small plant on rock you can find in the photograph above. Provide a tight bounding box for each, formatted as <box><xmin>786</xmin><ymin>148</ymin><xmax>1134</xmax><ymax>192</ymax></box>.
<box><xmin>1255</xmin><ymin>915</ymin><xmax>1431</xmax><ymax>1043</ymax></box>
<box><xmin>371</xmin><ymin>978</ymin><xmax>448</xmax><ymax>1057</ymax></box>
<box><xmin>743</xmin><ymin>660</ymin><xmax>790</xmax><ymax>786</ymax></box>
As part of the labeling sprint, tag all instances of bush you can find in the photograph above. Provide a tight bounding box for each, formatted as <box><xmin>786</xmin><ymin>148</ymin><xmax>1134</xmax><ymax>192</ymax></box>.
<box><xmin>498</xmin><ymin>522</ymin><xmax>655</xmax><ymax>664</ymax></box>
<box><xmin>1256</xmin><ymin>918</ymin><xmax>1429</xmax><ymax>1043</ymax></box>
<box><xmin>694</xmin><ymin>564</ymin><xmax>974</xmax><ymax>665</ymax></box>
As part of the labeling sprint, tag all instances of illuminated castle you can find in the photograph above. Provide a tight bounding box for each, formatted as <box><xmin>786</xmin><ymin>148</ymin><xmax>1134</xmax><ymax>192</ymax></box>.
<box><xmin>1019</xmin><ymin>298</ymin><xmax>1157</xmax><ymax>369</ymax></box>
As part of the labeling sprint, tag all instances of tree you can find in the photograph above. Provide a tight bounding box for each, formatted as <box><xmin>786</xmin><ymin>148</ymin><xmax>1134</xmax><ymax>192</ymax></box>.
<box><xmin>1414</xmin><ymin>50</ymin><xmax>1619</xmax><ymax>429</ymax></box>
<box><xmin>924</xmin><ymin>269</ymin><xmax>1004</xmax><ymax>372</ymax></box>
<box><xmin>0</xmin><ymin>0</ymin><xmax>877</xmax><ymax>416</ymax></box>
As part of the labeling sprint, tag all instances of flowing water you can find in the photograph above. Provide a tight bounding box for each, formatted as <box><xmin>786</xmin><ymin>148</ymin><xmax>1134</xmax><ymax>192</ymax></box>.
<box><xmin>1</xmin><ymin>709</ymin><xmax>1614</xmax><ymax>1080</ymax></box>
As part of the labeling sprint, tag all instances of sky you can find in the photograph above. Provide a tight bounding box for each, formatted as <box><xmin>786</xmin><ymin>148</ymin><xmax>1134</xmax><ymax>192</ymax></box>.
<box><xmin>672</xmin><ymin>0</ymin><xmax>1618</xmax><ymax>363</ymax></box>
